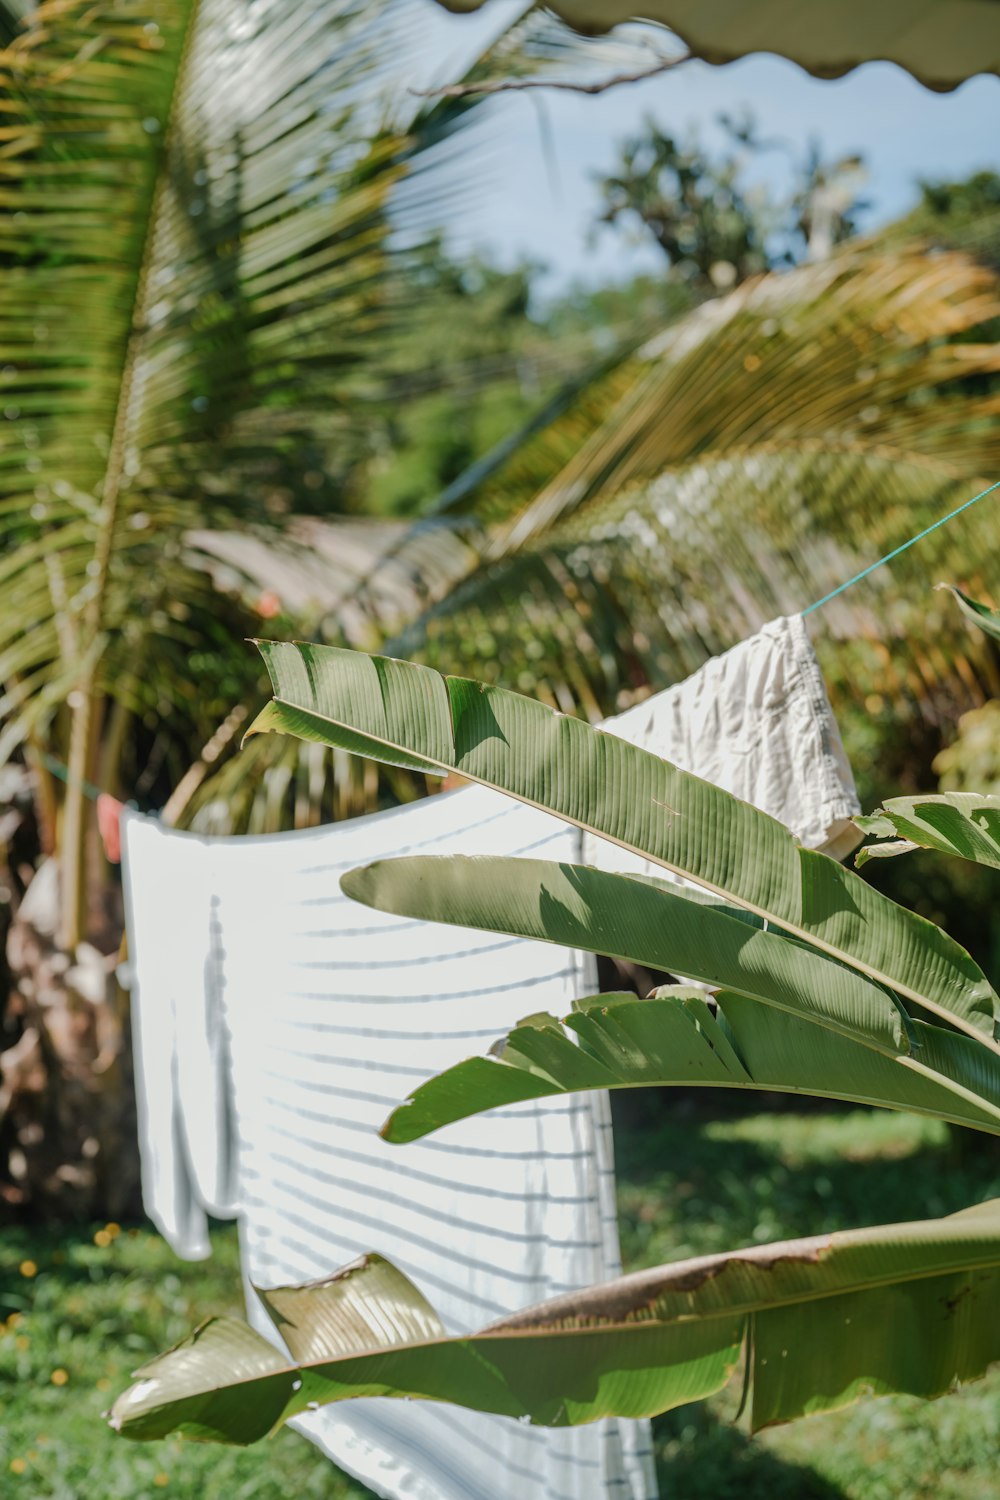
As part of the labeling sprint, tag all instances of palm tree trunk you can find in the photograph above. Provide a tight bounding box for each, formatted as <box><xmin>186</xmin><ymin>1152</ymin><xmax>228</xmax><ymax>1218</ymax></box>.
<box><xmin>59</xmin><ymin>686</ymin><xmax>93</xmax><ymax>952</ymax></box>
<box><xmin>21</xmin><ymin>0</ymin><xmax>204</xmax><ymax>1214</ymax></box>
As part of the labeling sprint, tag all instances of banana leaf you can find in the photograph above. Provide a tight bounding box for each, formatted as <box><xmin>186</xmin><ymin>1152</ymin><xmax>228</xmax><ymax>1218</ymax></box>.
<box><xmin>380</xmin><ymin>986</ymin><xmax>1000</xmax><ymax>1144</ymax></box>
<box><xmin>941</xmin><ymin>584</ymin><xmax>1000</xmax><ymax>642</ymax></box>
<box><xmin>110</xmin><ymin>1203</ymin><xmax>1000</xmax><ymax>1442</ymax></box>
<box><xmin>341</xmin><ymin>854</ymin><xmax>1000</xmax><ymax>1134</ymax></box>
<box><xmin>857</xmin><ymin>793</ymin><xmax>1000</xmax><ymax>870</ymax></box>
<box><xmin>247</xmin><ymin>643</ymin><xmax>1000</xmax><ymax>1046</ymax></box>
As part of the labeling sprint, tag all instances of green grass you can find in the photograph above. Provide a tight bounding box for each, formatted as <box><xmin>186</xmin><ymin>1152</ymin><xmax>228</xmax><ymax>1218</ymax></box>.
<box><xmin>0</xmin><ymin>1223</ymin><xmax>371</xmax><ymax>1500</ymax></box>
<box><xmin>3</xmin><ymin>1101</ymin><xmax>999</xmax><ymax>1499</ymax></box>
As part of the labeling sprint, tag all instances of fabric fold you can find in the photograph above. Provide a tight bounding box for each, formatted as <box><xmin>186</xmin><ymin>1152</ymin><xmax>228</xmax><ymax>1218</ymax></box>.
<box><xmin>583</xmin><ymin>614</ymin><xmax>861</xmax><ymax>878</ymax></box>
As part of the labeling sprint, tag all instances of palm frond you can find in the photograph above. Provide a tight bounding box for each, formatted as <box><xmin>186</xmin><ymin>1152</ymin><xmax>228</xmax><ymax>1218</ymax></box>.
<box><xmin>389</xmin><ymin>249</ymin><xmax>1000</xmax><ymax>728</ymax></box>
<box><xmin>0</xmin><ymin>0</ymin><xmax>556</xmax><ymax>875</ymax></box>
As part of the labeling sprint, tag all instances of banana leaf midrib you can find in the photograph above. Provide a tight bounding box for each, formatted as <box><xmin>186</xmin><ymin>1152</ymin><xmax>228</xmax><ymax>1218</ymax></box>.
<box><xmin>137</xmin><ymin>1232</ymin><xmax>1000</xmax><ymax>1387</ymax></box>
<box><xmin>385</xmin><ymin>1036</ymin><xmax>1000</xmax><ymax>1136</ymax></box>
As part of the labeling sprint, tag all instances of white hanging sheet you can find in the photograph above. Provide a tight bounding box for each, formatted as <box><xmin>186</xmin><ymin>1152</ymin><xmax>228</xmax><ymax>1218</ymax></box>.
<box><xmin>583</xmin><ymin>615</ymin><xmax>861</xmax><ymax>879</ymax></box>
<box><xmin>122</xmin><ymin>788</ymin><xmax>656</xmax><ymax>1500</ymax></box>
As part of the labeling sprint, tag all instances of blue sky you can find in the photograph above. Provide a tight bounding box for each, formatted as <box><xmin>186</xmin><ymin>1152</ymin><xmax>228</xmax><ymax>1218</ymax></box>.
<box><xmin>414</xmin><ymin>2</ymin><xmax>1000</xmax><ymax>292</ymax></box>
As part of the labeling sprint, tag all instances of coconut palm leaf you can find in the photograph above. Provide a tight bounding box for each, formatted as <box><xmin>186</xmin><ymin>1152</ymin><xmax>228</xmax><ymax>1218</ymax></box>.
<box><xmin>389</xmin><ymin>250</ymin><xmax>1000</xmax><ymax>725</ymax></box>
<box><xmin>0</xmin><ymin>0</ymin><xmax>413</xmax><ymax>934</ymax></box>
<box><xmin>197</xmin><ymin>248</ymin><xmax>1000</xmax><ymax>827</ymax></box>
<box><xmin>109</xmin><ymin>1203</ymin><xmax>1000</xmax><ymax>1442</ymax></box>
<box><xmin>0</xmin><ymin>0</ymin><xmax>591</xmax><ymax>930</ymax></box>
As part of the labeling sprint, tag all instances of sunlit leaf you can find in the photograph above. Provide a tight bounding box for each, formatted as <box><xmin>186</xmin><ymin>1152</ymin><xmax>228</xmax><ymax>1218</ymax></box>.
<box><xmin>111</xmin><ymin>1206</ymin><xmax>1000</xmax><ymax>1441</ymax></box>
<box><xmin>857</xmin><ymin>792</ymin><xmax>1000</xmax><ymax>870</ymax></box>
<box><xmin>380</xmin><ymin>986</ymin><xmax>1000</xmax><ymax>1144</ymax></box>
<box><xmin>248</xmin><ymin>641</ymin><xmax>1000</xmax><ymax>1046</ymax></box>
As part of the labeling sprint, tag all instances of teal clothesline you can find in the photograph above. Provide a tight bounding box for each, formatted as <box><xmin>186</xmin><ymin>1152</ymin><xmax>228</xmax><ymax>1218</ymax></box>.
<box><xmin>802</xmin><ymin>477</ymin><xmax>1000</xmax><ymax>616</ymax></box>
<box><xmin>38</xmin><ymin>751</ymin><xmax>137</xmax><ymax>810</ymax></box>
<box><xmin>39</xmin><ymin>751</ymin><xmax>105</xmax><ymax>804</ymax></box>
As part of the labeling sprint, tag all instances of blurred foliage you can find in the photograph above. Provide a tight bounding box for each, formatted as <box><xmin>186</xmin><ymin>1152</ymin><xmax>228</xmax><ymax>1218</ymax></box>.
<box><xmin>591</xmin><ymin>111</ymin><xmax>869</xmax><ymax>285</ymax></box>
<box><xmin>368</xmin><ymin>240</ymin><xmax>566</xmax><ymax>517</ymax></box>
<box><xmin>936</xmin><ymin>700</ymin><xmax>1000</xmax><ymax>793</ymax></box>
<box><xmin>366</xmin><ymin>240</ymin><xmax>698</xmax><ymax>520</ymax></box>
<box><xmin>593</xmin><ymin>114</ymin><xmax>775</xmax><ymax>287</ymax></box>
<box><xmin>396</xmin><ymin>247</ymin><xmax>1000</xmax><ymax>729</ymax></box>
<box><xmin>187</xmin><ymin>179</ymin><xmax>1000</xmax><ymax>840</ymax></box>
<box><xmin>875</xmin><ymin>171</ymin><xmax>1000</xmax><ymax>267</ymax></box>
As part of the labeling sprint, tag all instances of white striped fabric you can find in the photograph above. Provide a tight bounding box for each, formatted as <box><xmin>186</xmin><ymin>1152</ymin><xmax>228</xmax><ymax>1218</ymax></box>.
<box><xmin>123</xmin><ymin>788</ymin><xmax>657</xmax><ymax>1500</ymax></box>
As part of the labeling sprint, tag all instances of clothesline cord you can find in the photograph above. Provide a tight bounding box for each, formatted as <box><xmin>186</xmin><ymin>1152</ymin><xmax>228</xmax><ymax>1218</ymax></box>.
<box><xmin>802</xmin><ymin>477</ymin><xmax>1000</xmax><ymax>616</ymax></box>
<box><xmin>39</xmin><ymin>751</ymin><xmax>106</xmax><ymax>804</ymax></box>
<box><xmin>38</xmin><ymin>752</ymin><xmax>136</xmax><ymax>810</ymax></box>
<box><xmin>30</xmin><ymin>475</ymin><xmax>1000</xmax><ymax>805</ymax></box>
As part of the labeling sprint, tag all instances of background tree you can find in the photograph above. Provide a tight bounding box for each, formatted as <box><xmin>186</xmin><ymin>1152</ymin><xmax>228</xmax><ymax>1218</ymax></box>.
<box><xmin>593</xmin><ymin>116</ymin><xmax>773</xmax><ymax>289</ymax></box>
<box><xmin>876</xmin><ymin>170</ymin><xmax>1000</xmax><ymax>266</ymax></box>
<box><xmin>592</xmin><ymin>112</ymin><xmax>869</xmax><ymax>285</ymax></box>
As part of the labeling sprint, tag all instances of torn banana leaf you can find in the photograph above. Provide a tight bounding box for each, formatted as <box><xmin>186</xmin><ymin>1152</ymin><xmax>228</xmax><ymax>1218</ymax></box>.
<box><xmin>381</xmin><ymin>988</ymin><xmax>1000</xmax><ymax>1144</ymax></box>
<box><xmin>856</xmin><ymin>792</ymin><xmax>1000</xmax><ymax>871</ymax></box>
<box><xmin>247</xmin><ymin>642</ymin><xmax>1000</xmax><ymax>1046</ymax></box>
<box><xmin>110</xmin><ymin>1206</ymin><xmax>1000</xmax><ymax>1443</ymax></box>
<box><xmin>341</xmin><ymin>854</ymin><xmax>1000</xmax><ymax>1131</ymax></box>
<box><xmin>941</xmin><ymin>583</ymin><xmax>1000</xmax><ymax>642</ymax></box>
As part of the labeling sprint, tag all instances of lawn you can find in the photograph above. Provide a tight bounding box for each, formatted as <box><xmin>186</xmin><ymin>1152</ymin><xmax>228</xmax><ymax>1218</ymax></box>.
<box><xmin>3</xmin><ymin>1100</ymin><xmax>999</xmax><ymax>1500</ymax></box>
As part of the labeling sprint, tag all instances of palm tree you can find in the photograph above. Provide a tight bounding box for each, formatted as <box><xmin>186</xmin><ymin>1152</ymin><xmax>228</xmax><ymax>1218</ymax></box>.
<box><xmin>256</xmin><ymin>246</ymin><xmax>997</xmax><ymax>746</ymax></box>
<box><xmin>0</xmin><ymin>0</ymin><xmax>590</xmax><ymax>1213</ymax></box>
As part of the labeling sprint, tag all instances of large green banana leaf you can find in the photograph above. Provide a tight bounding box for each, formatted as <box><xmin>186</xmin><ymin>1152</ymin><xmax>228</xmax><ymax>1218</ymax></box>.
<box><xmin>247</xmin><ymin>643</ymin><xmax>1000</xmax><ymax>1046</ymax></box>
<box><xmin>110</xmin><ymin>1204</ymin><xmax>1000</xmax><ymax>1443</ymax></box>
<box><xmin>341</xmin><ymin>854</ymin><xmax>1000</xmax><ymax>1133</ymax></box>
<box><xmin>380</xmin><ymin>986</ymin><xmax>1000</xmax><ymax>1144</ymax></box>
<box><xmin>434</xmin><ymin>0</ymin><xmax>1000</xmax><ymax>91</ymax></box>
